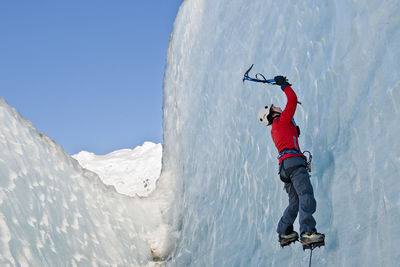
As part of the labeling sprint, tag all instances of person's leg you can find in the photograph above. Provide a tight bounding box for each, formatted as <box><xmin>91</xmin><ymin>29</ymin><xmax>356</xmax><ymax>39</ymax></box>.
<box><xmin>277</xmin><ymin>182</ymin><xmax>299</xmax><ymax>235</ymax></box>
<box><xmin>291</xmin><ymin>166</ymin><xmax>317</xmax><ymax>234</ymax></box>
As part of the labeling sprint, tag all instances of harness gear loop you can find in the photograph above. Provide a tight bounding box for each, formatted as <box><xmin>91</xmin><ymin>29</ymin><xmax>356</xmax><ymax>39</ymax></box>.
<box><xmin>302</xmin><ymin>150</ymin><xmax>312</xmax><ymax>172</ymax></box>
<box><xmin>278</xmin><ymin>149</ymin><xmax>312</xmax><ymax>173</ymax></box>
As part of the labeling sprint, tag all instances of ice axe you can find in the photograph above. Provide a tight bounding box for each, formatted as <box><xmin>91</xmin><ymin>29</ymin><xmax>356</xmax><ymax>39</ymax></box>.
<box><xmin>242</xmin><ymin>64</ymin><xmax>276</xmax><ymax>84</ymax></box>
<box><xmin>243</xmin><ymin>64</ymin><xmax>302</xmax><ymax>105</ymax></box>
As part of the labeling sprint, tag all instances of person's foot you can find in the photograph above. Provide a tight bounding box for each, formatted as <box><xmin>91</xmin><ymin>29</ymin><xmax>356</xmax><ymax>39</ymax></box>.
<box><xmin>279</xmin><ymin>231</ymin><xmax>299</xmax><ymax>247</ymax></box>
<box><xmin>300</xmin><ymin>232</ymin><xmax>325</xmax><ymax>250</ymax></box>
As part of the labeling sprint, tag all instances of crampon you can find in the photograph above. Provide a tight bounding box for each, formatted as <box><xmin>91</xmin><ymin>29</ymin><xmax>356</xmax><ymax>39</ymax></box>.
<box><xmin>279</xmin><ymin>232</ymin><xmax>299</xmax><ymax>248</ymax></box>
<box><xmin>280</xmin><ymin>238</ymin><xmax>299</xmax><ymax>247</ymax></box>
<box><xmin>302</xmin><ymin>240</ymin><xmax>325</xmax><ymax>250</ymax></box>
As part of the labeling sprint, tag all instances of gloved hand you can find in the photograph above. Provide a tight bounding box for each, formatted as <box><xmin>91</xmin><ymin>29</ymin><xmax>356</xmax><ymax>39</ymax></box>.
<box><xmin>274</xmin><ymin>76</ymin><xmax>292</xmax><ymax>91</ymax></box>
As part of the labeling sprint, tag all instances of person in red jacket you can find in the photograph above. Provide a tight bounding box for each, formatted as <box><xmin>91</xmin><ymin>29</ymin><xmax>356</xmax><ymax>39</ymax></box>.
<box><xmin>258</xmin><ymin>76</ymin><xmax>324</xmax><ymax>249</ymax></box>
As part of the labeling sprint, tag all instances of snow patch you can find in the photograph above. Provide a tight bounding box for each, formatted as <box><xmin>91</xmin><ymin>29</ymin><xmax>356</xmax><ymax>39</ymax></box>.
<box><xmin>72</xmin><ymin>142</ymin><xmax>162</xmax><ymax>197</ymax></box>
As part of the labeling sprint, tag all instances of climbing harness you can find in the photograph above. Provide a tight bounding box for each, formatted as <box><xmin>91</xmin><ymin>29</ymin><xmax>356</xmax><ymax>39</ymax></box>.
<box><xmin>277</xmin><ymin>149</ymin><xmax>312</xmax><ymax>173</ymax></box>
<box><xmin>277</xmin><ymin>149</ymin><xmax>303</xmax><ymax>159</ymax></box>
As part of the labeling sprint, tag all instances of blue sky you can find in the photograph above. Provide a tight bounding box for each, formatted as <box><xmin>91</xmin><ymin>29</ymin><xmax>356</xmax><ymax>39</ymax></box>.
<box><xmin>0</xmin><ymin>1</ymin><xmax>182</xmax><ymax>155</ymax></box>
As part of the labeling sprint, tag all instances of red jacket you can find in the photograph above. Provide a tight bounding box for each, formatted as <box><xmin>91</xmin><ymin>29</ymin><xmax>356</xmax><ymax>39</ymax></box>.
<box><xmin>270</xmin><ymin>86</ymin><xmax>304</xmax><ymax>164</ymax></box>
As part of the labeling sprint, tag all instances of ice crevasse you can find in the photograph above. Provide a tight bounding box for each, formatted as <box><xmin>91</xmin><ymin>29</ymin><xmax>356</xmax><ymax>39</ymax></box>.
<box><xmin>0</xmin><ymin>0</ymin><xmax>399</xmax><ymax>266</ymax></box>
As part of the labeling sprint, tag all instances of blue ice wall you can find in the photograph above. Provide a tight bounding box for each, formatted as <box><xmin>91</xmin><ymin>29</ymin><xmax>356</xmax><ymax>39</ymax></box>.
<box><xmin>162</xmin><ymin>0</ymin><xmax>400</xmax><ymax>266</ymax></box>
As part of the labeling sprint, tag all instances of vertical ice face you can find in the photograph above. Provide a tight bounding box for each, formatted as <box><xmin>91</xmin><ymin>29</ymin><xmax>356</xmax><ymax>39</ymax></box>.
<box><xmin>0</xmin><ymin>98</ymin><xmax>171</xmax><ymax>266</ymax></box>
<box><xmin>163</xmin><ymin>0</ymin><xmax>400</xmax><ymax>266</ymax></box>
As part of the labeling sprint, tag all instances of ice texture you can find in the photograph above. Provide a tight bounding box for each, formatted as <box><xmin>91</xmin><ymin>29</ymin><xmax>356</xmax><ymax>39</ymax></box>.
<box><xmin>163</xmin><ymin>0</ymin><xmax>400</xmax><ymax>266</ymax></box>
<box><xmin>0</xmin><ymin>98</ymin><xmax>172</xmax><ymax>266</ymax></box>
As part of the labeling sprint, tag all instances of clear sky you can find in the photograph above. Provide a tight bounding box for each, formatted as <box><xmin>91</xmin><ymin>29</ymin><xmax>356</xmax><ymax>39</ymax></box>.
<box><xmin>0</xmin><ymin>1</ymin><xmax>182</xmax><ymax>155</ymax></box>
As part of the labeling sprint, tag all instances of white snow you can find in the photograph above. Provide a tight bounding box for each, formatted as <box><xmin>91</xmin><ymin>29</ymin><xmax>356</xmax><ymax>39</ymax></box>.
<box><xmin>0</xmin><ymin>98</ymin><xmax>174</xmax><ymax>266</ymax></box>
<box><xmin>72</xmin><ymin>142</ymin><xmax>162</xmax><ymax>197</ymax></box>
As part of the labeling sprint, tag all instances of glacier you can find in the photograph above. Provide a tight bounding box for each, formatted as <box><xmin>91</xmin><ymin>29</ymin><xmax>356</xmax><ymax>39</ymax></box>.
<box><xmin>1</xmin><ymin>0</ymin><xmax>400</xmax><ymax>266</ymax></box>
<box><xmin>73</xmin><ymin>142</ymin><xmax>162</xmax><ymax>198</ymax></box>
<box><xmin>162</xmin><ymin>0</ymin><xmax>400</xmax><ymax>266</ymax></box>
<box><xmin>0</xmin><ymin>98</ymin><xmax>173</xmax><ymax>266</ymax></box>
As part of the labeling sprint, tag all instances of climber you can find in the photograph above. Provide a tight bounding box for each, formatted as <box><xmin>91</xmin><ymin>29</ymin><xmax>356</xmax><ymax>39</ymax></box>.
<box><xmin>258</xmin><ymin>76</ymin><xmax>325</xmax><ymax>249</ymax></box>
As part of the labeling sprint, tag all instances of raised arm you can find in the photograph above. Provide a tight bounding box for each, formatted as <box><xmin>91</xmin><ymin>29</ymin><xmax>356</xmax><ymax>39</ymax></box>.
<box><xmin>280</xmin><ymin>86</ymin><xmax>297</xmax><ymax>124</ymax></box>
<box><xmin>274</xmin><ymin>76</ymin><xmax>297</xmax><ymax>124</ymax></box>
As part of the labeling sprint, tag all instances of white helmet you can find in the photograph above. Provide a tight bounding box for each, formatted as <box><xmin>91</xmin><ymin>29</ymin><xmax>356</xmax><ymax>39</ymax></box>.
<box><xmin>258</xmin><ymin>105</ymin><xmax>273</xmax><ymax>126</ymax></box>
